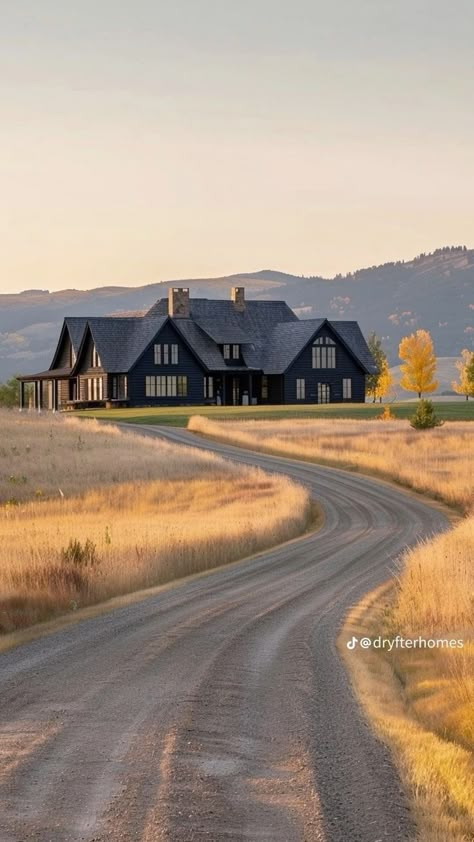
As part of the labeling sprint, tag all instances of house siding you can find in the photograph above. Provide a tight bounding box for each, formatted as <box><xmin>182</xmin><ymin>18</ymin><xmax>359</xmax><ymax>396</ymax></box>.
<box><xmin>283</xmin><ymin>324</ymin><xmax>366</xmax><ymax>404</ymax></box>
<box><xmin>128</xmin><ymin>320</ymin><xmax>206</xmax><ymax>405</ymax></box>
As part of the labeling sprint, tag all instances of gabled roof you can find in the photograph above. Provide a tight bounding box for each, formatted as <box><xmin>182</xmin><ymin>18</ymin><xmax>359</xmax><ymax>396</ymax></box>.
<box><xmin>330</xmin><ymin>321</ymin><xmax>378</xmax><ymax>374</ymax></box>
<box><xmin>71</xmin><ymin>316</ymin><xmax>167</xmax><ymax>374</ymax></box>
<box><xmin>49</xmin><ymin>317</ymin><xmax>88</xmax><ymax>369</ymax></box>
<box><xmin>263</xmin><ymin>320</ymin><xmax>325</xmax><ymax>374</ymax></box>
<box><xmin>263</xmin><ymin>318</ymin><xmax>377</xmax><ymax>375</ymax></box>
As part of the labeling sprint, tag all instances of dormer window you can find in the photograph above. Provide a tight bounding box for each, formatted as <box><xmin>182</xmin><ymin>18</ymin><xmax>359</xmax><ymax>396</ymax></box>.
<box><xmin>223</xmin><ymin>344</ymin><xmax>240</xmax><ymax>360</ymax></box>
<box><xmin>312</xmin><ymin>336</ymin><xmax>336</xmax><ymax>369</ymax></box>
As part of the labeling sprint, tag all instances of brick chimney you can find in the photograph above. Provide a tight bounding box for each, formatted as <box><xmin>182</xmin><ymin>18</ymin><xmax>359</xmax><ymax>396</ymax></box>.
<box><xmin>168</xmin><ymin>287</ymin><xmax>190</xmax><ymax>318</ymax></box>
<box><xmin>231</xmin><ymin>286</ymin><xmax>245</xmax><ymax>312</ymax></box>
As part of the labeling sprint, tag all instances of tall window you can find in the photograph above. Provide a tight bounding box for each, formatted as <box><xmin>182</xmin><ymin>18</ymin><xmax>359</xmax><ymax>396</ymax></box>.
<box><xmin>312</xmin><ymin>336</ymin><xmax>336</xmax><ymax>369</ymax></box>
<box><xmin>342</xmin><ymin>378</ymin><xmax>352</xmax><ymax>399</ymax></box>
<box><xmin>177</xmin><ymin>376</ymin><xmax>188</xmax><ymax>397</ymax></box>
<box><xmin>317</xmin><ymin>383</ymin><xmax>331</xmax><ymax>404</ymax></box>
<box><xmin>232</xmin><ymin>344</ymin><xmax>240</xmax><ymax>359</ymax></box>
<box><xmin>112</xmin><ymin>375</ymin><xmax>128</xmax><ymax>400</ymax></box>
<box><xmin>154</xmin><ymin>344</ymin><xmax>179</xmax><ymax>365</ymax></box>
<box><xmin>204</xmin><ymin>376</ymin><xmax>214</xmax><ymax>399</ymax></box>
<box><xmin>87</xmin><ymin>377</ymin><xmax>103</xmax><ymax>400</ymax></box>
<box><xmin>296</xmin><ymin>378</ymin><xmax>305</xmax><ymax>400</ymax></box>
<box><xmin>223</xmin><ymin>344</ymin><xmax>231</xmax><ymax>359</ymax></box>
<box><xmin>91</xmin><ymin>346</ymin><xmax>101</xmax><ymax>368</ymax></box>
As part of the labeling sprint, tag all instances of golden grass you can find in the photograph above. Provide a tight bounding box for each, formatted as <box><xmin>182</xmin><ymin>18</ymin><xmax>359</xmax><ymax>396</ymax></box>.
<box><xmin>341</xmin><ymin>586</ymin><xmax>474</xmax><ymax>842</ymax></box>
<box><xmin>0</xmin><ymin>412</ymin><xmax>311</xmax><ymax>633</ymax></box>
<box><xmin>187</xmin><ymin>416</ymin><xmax>473</xmax><ymax>510</ymax></box>
<box><xmin>189</xmin><ymin>415</ymin><xmax>474</xmax><ymax>838</ymax></box>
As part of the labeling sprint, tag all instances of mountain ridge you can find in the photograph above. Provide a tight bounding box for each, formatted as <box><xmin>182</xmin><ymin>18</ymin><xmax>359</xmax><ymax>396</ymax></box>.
<box><xmin>1</xmin><ymin>246</ymin><xmax>472</xmax><ymax>381</ymax></box>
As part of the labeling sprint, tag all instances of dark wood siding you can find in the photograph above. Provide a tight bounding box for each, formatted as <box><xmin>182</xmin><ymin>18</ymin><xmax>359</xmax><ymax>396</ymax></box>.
<box><xmin>128</xmin><ymin>321</ymin><xmax>206</xmax><ymax>405</ymax></box>
<box><xmin>283</xmin><ymin>324</ymin><xmax>366</xmax><ymax>403</ymax></box>
<box><xmin>56</xmin><ymin>330</ymin><xmax>74</xmax><ymax>368</ymax></box>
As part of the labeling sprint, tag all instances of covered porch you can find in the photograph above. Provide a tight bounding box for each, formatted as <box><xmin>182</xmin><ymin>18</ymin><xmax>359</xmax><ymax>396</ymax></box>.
<box><xmin>206</xmin><ymin>371</ymin><xmax>272</xmax><ymax>406</ymax></box>
<box><xmin>17</xmin><ymin>369</ymin><xmax>74</xmax><ymax>412</ymax></box>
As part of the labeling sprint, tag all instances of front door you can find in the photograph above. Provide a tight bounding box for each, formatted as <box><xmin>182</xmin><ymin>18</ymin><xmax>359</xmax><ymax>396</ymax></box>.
<box><xmin>232</xmin><ymin>377</ymin><xmax>240</xmax><ymax>406</ymax></box>
<box><xmin>317</xmin><ymin>383</ymin><xmax>331</xmax><ymax>404</ymax></box>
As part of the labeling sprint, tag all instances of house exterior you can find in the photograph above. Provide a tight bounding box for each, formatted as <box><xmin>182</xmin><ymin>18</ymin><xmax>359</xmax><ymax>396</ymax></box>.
<box><xmin>18</xmin><ymin>287</ymin><xmax>376</xmax><ymax>409</ymax></box>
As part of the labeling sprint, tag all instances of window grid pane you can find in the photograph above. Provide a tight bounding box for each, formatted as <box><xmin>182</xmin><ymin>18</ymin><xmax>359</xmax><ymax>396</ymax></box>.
<box><xmin>171</xmin><ymin>344</ymin><xmax>178</xmax><ymax>364</ymax></box>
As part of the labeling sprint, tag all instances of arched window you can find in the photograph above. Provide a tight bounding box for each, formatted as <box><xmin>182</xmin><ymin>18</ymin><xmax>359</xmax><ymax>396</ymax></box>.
<box><xmin>312</xmin><ymin>336</ymin><xmax>336</xmax><ymax>368</ymax></box>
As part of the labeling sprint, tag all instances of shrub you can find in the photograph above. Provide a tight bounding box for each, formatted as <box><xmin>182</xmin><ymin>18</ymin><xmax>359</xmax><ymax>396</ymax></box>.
<box><xmin>409</xmin><ymin>399</ymin><xmax>443</xmax><ymax>430</ymax></box>
<box><xmin>377</xmin><ymin>406</ymin><xmax>394</xmax><ymax>421</ymax></box>
<box><xmin>60</xmin><ymin>538</ymin><xmax>100</xmax><ymax>568</ymax></box>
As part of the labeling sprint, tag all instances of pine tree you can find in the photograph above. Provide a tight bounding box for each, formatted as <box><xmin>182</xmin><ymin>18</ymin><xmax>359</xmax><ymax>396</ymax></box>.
<box><xmin>409</xmin><ymin>400</ymin><xmax>443</xmax><ymax>430</ymax></box>
<box><xmin>399</xmin><ymin>330</ymin><xmax>438</xmax><ymax>398</ymax></box>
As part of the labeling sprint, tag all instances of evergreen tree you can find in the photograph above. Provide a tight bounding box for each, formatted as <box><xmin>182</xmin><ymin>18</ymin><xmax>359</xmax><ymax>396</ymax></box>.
<box><xmin>409</xmin><ymin>400</ymin><xmax>443</xmax><ymax>430</ymax></box>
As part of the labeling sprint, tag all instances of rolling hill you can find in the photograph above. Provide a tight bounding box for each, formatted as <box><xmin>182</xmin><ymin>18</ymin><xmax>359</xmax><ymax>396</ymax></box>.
<box><xmin>1</xmin><ymin>246</ymin><xmax>473</xmax><ymax>384</ymax></box>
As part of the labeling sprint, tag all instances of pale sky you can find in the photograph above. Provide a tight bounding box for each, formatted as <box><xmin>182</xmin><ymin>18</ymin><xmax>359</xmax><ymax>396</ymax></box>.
<box><xmin>1</xmin><ymin>0</ymin><xmax>473</xmax><ymax>293</ymax></box>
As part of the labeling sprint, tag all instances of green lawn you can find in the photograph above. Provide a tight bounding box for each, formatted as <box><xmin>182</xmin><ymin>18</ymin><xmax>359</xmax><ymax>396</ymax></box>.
<box><xmin>74</xmin><ymin>401</ymin><xmax>474</xmax><ymax>426</ymax></box>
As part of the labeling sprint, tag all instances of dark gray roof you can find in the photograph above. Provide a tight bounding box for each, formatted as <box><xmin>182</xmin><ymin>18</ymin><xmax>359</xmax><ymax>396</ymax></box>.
<box><xmin>86</xmin><ymin>316</ymin><xmax>167</xmax><ymax>373</ymax></box>
<box><xmin>330</xmin><ymin>321</ymin><xmax>378</xmax><ymax>374</ymax></box>
<box><xmin>18</xmin><ymin>367</ymin><xmax>72</xmax><ymax>381</ymax></box>
<box><xmin>172</xmin><ymin>320</ymin><xmax>226</xmax><ymax>370</ymax></box>
<box><xmin>40</xmin><ymin>296</ymin><xmax>374</xmax><ymax>378</ymax></box>
<box><xmin>65</xmin><ymin>317</ymin><xmax>88</xmax><ymax>354</ymax></box>
<box><xmin>263</xmin><ymin>320</ymin><xmax>325</xmax><ymax>374</ymax></box>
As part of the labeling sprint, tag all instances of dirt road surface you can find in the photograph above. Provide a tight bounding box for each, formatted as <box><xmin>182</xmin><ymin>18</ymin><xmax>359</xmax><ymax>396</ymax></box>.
<box><xmin>0</xmin><ymin>427</ymin><xmax>448</xmax><ymax>841</ymax></box>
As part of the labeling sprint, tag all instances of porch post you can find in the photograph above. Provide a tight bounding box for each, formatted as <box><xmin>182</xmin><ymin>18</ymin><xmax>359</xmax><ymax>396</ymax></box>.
<box><xmin>248</xmin><ymin>372</ymin><xmax>253</xmax><ymax>404</ymax></box>
<box><xmin>53</xmin><ymin>380</ymin><xmax>58</xmax><ymax>412</ymax></box>
<box><xmin>37</xmin><ymin>381</ymin><xmax>42</xmax><ymax>413</ymax></box>
<box><xmin>19</xmin><ymin>381</ymin><xmax>25</xmax><ymax>412</ymax></box>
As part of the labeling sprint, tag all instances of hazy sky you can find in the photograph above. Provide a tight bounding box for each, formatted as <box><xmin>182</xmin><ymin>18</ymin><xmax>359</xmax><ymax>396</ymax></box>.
<box><xmin>1</xmin><ymin>1</ymin><xmax>473</xmax><ymax>293</ymax></box>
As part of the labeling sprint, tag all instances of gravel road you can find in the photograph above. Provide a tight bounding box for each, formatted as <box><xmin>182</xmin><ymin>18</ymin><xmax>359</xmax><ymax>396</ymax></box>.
<box><xmin>0</xmin><ymin>426</ymin><xmax>448</xmax><ymax>842</ymax></box>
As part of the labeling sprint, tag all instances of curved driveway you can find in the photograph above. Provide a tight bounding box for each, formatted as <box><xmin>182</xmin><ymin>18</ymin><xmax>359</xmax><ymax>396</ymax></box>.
<box><xmin>0</xmin><ymin>426</ymin><xmax>448</xmax><ymax>842</ymax></box>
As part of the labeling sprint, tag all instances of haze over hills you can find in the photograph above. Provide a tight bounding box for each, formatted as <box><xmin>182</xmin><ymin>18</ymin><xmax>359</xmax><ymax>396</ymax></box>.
<box><xmin>1</xmin><ymin>246</ymin><xmax>473</xmax><ymax>384</ymax></box>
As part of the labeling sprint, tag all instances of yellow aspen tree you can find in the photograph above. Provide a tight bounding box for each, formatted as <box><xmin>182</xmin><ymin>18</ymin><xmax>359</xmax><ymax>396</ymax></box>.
<box><xmin>374</xmin><ymin>359</ymin><xmax>394</xmax><ymax>402</ymax></box>
<box><xmin>452</xmin><ymin>349</ymin><xmax>474</xmax><ymax>400</ymax></box>
<box><xmin>398</xmin><ymin>329</ymin><xmax>438</xmax><ymax>398</ymax></box>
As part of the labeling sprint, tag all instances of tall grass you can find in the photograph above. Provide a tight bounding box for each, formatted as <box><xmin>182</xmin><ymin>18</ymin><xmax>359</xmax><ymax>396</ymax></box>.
<box><xmin>0</xmin><ymin>412</ymin><xmax>311</xmax><ymax>633</ymax></box>
<box><xmin>188</xmin><ymin>416</ymin><xmax>473</xmax><ymax>510</ymax></box>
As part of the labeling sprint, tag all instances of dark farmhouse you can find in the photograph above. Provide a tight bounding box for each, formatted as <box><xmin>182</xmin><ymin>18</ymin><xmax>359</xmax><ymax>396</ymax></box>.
<box><xmin>19</xmin><ymin>287</ymin><xmax>376</xmax><ymax>409</ymax></box>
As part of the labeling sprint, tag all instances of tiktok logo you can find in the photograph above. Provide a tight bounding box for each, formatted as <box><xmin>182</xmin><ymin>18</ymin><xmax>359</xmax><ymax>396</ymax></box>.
<box><xmin>346</xmin><ymin>636</ymin><xmax>358</xmax><ymax>650</ymax></box>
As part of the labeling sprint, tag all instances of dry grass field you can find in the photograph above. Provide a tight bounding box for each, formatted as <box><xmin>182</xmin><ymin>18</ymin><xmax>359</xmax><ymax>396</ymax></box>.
<box><xmin>187</xmin><ymin>416</ymin><xmax>473</xmax><ymax>510</ymax></box>
<box><xmin>189</xmin><ymin>414</ymin><xmax>474</xmax><ymax>840</ymax></box>
<box><xmin>0</xmin><ymin>413</ymin><xmax>311</xmax><ymax>633</ymax></box>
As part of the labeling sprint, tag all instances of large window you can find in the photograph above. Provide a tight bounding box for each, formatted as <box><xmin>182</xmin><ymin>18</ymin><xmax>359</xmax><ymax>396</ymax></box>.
<box><xmin>204</xmin><ymin>376</ymin><xmax>214</xmax><ymax>399</ymax></box>
<box><xmin>145</xmin><ymin>375</ymin><xmax>187</xmax><ymax>397</ymax></box>
<box><xmin>222</xmin><ymin>344</ymin><xmax>240</xmax><ymax>360</ymax></box>
<box><xmin>111</xmin><ymin>375</ymin><xmax>128</xmax><ymax>400</ymax></box>
<box><xmin>296</xmin><ymin>378</ymin><xmax>305</xmax><ymax>400</ymax></box>
<box><xmin>223</xmin><ymin>344</ymin><xmax>231</xmax><ymax>359</ymax></box>
<box><xmin>154</xmin><ymin>344</ymin><xmax>179</xmax><ymax>365</ymax></box>
<box><xmin>317</xmin><ymin>383</ymin><xmax>331</xmax><ymax>404</ymax></box>
<box><xmin>312</xmin><ymin>336</ymin><xmax>336</xmax><ymax>369</ymax></box>
<box><xmin>232</xmin><ymin>344</ymin><xmax>240</xmax><ymax>359</ymax></box>
<box><xmin>342</xmin><ymin>378</ymin><xmax>352</xmax><ymax>399</ymax></box>
<box><xmin>87</xmin><ymin>377</ymin><xmax>103</xmax><ymax>401</ymax></box>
